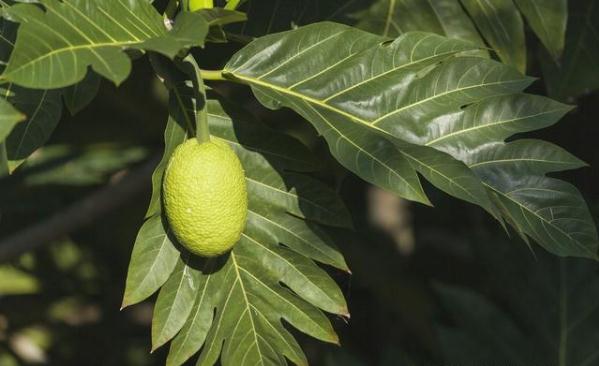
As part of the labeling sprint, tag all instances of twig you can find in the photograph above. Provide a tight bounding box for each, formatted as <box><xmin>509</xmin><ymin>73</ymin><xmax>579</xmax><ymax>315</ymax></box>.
<box><xmin>0</xmin><ymin>155</ymin><xmax>160</xmax><ymax>263</ymax></box>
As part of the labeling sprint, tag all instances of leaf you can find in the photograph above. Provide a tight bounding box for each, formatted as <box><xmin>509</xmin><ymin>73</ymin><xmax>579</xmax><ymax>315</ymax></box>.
<box><xmin>540</xmin><ymin>0</ymin><xmax>599</xmax><ymax>100</ymax></box>
<box><xmin>122</xmin><ymin>215</ymin><xmax>180</xmax><ymax>308</ymax></box>
<box><xmin>0</xmin><ymin>3</ymin><xmax>62</xmax><ymax>170</ymax></box>
<box><xmin>224</xmin><ymin>22</ymin><xmax>598</xmax><ymax>258</ymax></box>
<box><xmin>513</xmin><ymin>0</ymin><xmax>567</xmax><ymax>60</ymax></box>
<box><xmin>5</xmin><ymin>87</ymin><xmax>62</xmax><ymax>161</ymax></box>
<box><xmin>132</xmin><ymin>86</ymin><xmax>350</xmax><ymax>364</ymax></box>
<box><xmin>62</xmin><ymin>70</ymin><xmax>101</xmax><ymax>115</ymax></box>
<box><xmin>354</xmin><ymin>0</ymin><xmax>487</xmax><ymax>51</ymax></box>
<box><xmin>459</xmin><ymin>0</ymin><xmax>526</xmax><ymax>72</ymax></box>
<box><xmin>0</xmin><ymin>96</ymin><xmax>25</xmax><ymax>141</ymax></box>
<box><xmin>192</xmin><ymin>231</ymin><xmax>343</xmax><ymax>366</ymax></box>
<box><xmin>152</xmin><ymin>256</ymin><xmax>202</xmax><ymax>351</ymax></box>
<box><xmin>232</xmin><ymin>0</ymin><xmax>351</xmax><ymax>37</ymax></box>
<box><xmin>436</xmin><ymin>235</ymin><xmax>599</xmax><ymax>365</ymax></box>
<box><xmin>2</xmin><ymin>0</ymin><xmax>208</xmax><ymax>89</ymax></box>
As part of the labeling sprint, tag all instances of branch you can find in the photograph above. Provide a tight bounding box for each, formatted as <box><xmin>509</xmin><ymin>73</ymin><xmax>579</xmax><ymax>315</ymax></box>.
<box><xmin>0</xmin><ymin>155</ymin><xmax>160</xmax><ymax>263</ymax></box>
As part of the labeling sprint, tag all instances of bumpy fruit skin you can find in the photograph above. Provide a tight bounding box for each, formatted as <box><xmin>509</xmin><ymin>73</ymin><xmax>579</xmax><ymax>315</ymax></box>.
<box><xmin>163</xmin><ymin>138</ymin><xmax>248</xmax><ymax>257</ymax></box>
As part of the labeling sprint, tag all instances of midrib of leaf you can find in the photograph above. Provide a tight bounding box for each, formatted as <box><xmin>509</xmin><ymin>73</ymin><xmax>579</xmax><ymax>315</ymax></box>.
<box><xmin>300</xmin><ymin>101</ymin><xmax>428</xmax><ymax>202</ymax></box>
<box><xmin>248</xmin><ymin>303</ymin><xmax>299</xmax><ymax>356</ymax></box>
<box><xmin>3</xmin><ymin>0</ymin><xmax>161</xmax><ymax>79</ymax></box>
<box><xmin>484</xmin><ymin>184</ymin><xmax>597</xmax><ymax>258</ymax></box>
<box><xmin>237</xmin><ymin>265</ymin><xmax>333</xmax><ymax>339</ymax></box>
<box><xmin>301</xmin><ymin>99</ymin><xmax>489</xmax><ymax>209</ymax></box>
<box><xmin>227</xmin><ymin>68</ymin><xmax>525</xmax><ymax>129</ymax></box>
<box><xmin>230</xmin><ymin>253</ymin><xmax>265</xmax><ymax>365</ymax></box>
<box><xmin>241</xmin><ymin>232</ymin><xmax>342</xmax><ymax>313</ymax></box>
<box><xmin>231</xmin><ymin>71</ymin><xmax>490</xmax><ymax>205</ymax></box>
<box><xmin>199</xmin><ymin>265</ymin><xmax>237</xmax><ymax>360</ymax></box>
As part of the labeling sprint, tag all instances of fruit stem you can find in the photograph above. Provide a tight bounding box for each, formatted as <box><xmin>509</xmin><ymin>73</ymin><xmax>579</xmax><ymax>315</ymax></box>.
<box><xmin>199</xmin><ymin>69</ymin><xmax>226</xmax><ymax>80</ymax></box>
<box><xmin>183</xmin><ymin>54</ymin><xmax>211</xmax><ymax>144</ymax></box>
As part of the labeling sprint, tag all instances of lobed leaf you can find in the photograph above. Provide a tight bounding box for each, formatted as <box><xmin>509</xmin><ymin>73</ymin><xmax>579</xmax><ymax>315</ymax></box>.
<box><xmin>2</xmin><ymin>0</ymin><xmax>208</xmax><ymax>89</ymax></box>
<box><xmin>224</xmin><ymin>22</ymin><xmax>598</xmax><ymax>258</ymax></box>
<box><xmin>128</xmin><ymin>77</ymin><xmax>351</xmax><ymax>364</ymax></box>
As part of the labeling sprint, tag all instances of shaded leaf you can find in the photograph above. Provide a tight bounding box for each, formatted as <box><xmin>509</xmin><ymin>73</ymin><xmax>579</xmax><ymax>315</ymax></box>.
<box><xmin>513</xmin><ymin>0</ymin><xmax>567</xmax><ymax>60</ymax></box>
<box><xmin>5</xmin><ymin>87</ymin><xmax>62</xmax><ymax>161</ymax></box>
<box><xmin>62</xmin><ymin>70</ymin><xmax>101</xmax><ymax>115</ymax></box>
<box><xmin>354</xmin><ymin>0</ymin><xmax>487</xmax><ymax>53</ymax></box>
<box><xmin>0</xmin><ymin>96</ymin><xmax>25</xmax><ymax>142</ymax></box>
<box><xmin>458</xmin><ymin>0</ymin><xmax>526</xmax><ymax>72</ymax></box>
<box><xmin>541</xmin><ymin>0</ymin><xmax>599</xmax><ymax>100</ymax></box>
<box><xmin>122</xmin><ymin>215</ymin><xmax>180</xmax><ymax>308</ymax></box>
<box><xmin>437</xmin><ymin>236</ymin><xmax>599</xmax><ymax>365</ymax></box>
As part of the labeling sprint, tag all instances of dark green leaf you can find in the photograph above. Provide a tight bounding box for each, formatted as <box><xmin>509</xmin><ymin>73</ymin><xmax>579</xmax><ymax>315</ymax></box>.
<box><xmin>122</xmin><ymin>215</ymin><xmax>180</xmax><ymax>308</ymax></box>
<box><xmin>0</xmin><ymin>96</ymin><xmax>24</xmax><ymax>142</ymax></box>
<box><xmin>5</xmin><ymin>87</ymin><xmax>62</xmax><ymax>161</ymax></box>
<box><xmin>437</xmin><ymin>236</ymin><xmax>599</xmax><ymax>365</ymax></box>
<box><xmin>513</xmin><ymin>0</ymin><xmax>567</xmax><ymax>60</ymax></box>
<box><xmin>62</xmin><ymin>71</ymin><xmax>102</xmax><ymax>115</ymax></box>
<box><xmin>460</xmin><ymin>0</ymin><xmax>526</xmax><ymax>72</ymax></box>
<box><xmin>541</xmin><ymin>0</ymin><xmax>599</xmax><ymax>100</ymax></box>
<box><xmin>224</xmin><ymin>22</ymin><xmax>598</xmax><ymax>258</ymax></box>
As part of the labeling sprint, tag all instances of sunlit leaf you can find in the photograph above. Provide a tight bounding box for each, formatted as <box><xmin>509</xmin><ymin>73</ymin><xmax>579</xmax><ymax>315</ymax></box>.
<box><xmin>224</xmin><ymin>22</ymin><xmax>598</xmax><ymax>258</ymax></box>
<box><xmin>2</xmin><ymin>0</ymin><xmax>208</xmax><ymax>89</ymax></box>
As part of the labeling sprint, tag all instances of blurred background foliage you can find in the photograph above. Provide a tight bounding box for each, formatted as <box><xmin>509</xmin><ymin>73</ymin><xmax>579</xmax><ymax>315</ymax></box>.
<box><xmin>1</xmin><ymin>0</ymin><xmax>598</xmax><ymax>365</ymax></box>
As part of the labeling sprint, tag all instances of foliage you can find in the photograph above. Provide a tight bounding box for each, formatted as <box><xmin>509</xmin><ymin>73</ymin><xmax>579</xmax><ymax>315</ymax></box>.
<box><xmin>436</xmin><ymin>234</ymin><xmax>599</xmax><ymax>365</ymax></box>
<box><xmin>0</xmin><ymin>0</ymin><xmax>597</xmax><ymax>365</ymax></box>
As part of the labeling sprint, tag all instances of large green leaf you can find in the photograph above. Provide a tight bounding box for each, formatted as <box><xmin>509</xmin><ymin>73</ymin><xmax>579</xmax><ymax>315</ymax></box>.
<box><xmin>459</xmin><ymin>0</ymin><xmax>526</xmax><ymax>72</ymax></box>
<box><xmin>125</xmin><ymin>87</ymin><xmax>350</xmax><ymax>365</ymax></box>
<box><xmin>1</xmin><ymin>0</ymin><xmax>208</xmax><ymax>89</ymax></box>
<box><xmin>541</xmin><ymin>0</ymin><xmax>599</xmax><ymax>100</ymax></box>
<box><xmin>223</xmin><ymin>22</ymin><xmax>598</xmax><ymax>258</ymax></box>
<box><xmin>513</xmin><ymin>0</ymin><xmax>567</xmax><ymax>60</ymax></box>
<box><xmin>354</xmin><ymin>0</ymin><xmax>571</xmax><ymax>72</ymax></box>
<box><xmin>354</xmin><ymin>0</ymin><xmax>486</xmax><ymax>50</ymax></box>
<box><xmin>437</xmin><ymin>236</ymin><xmax>599</xmax><ymax>365</ymax></box>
